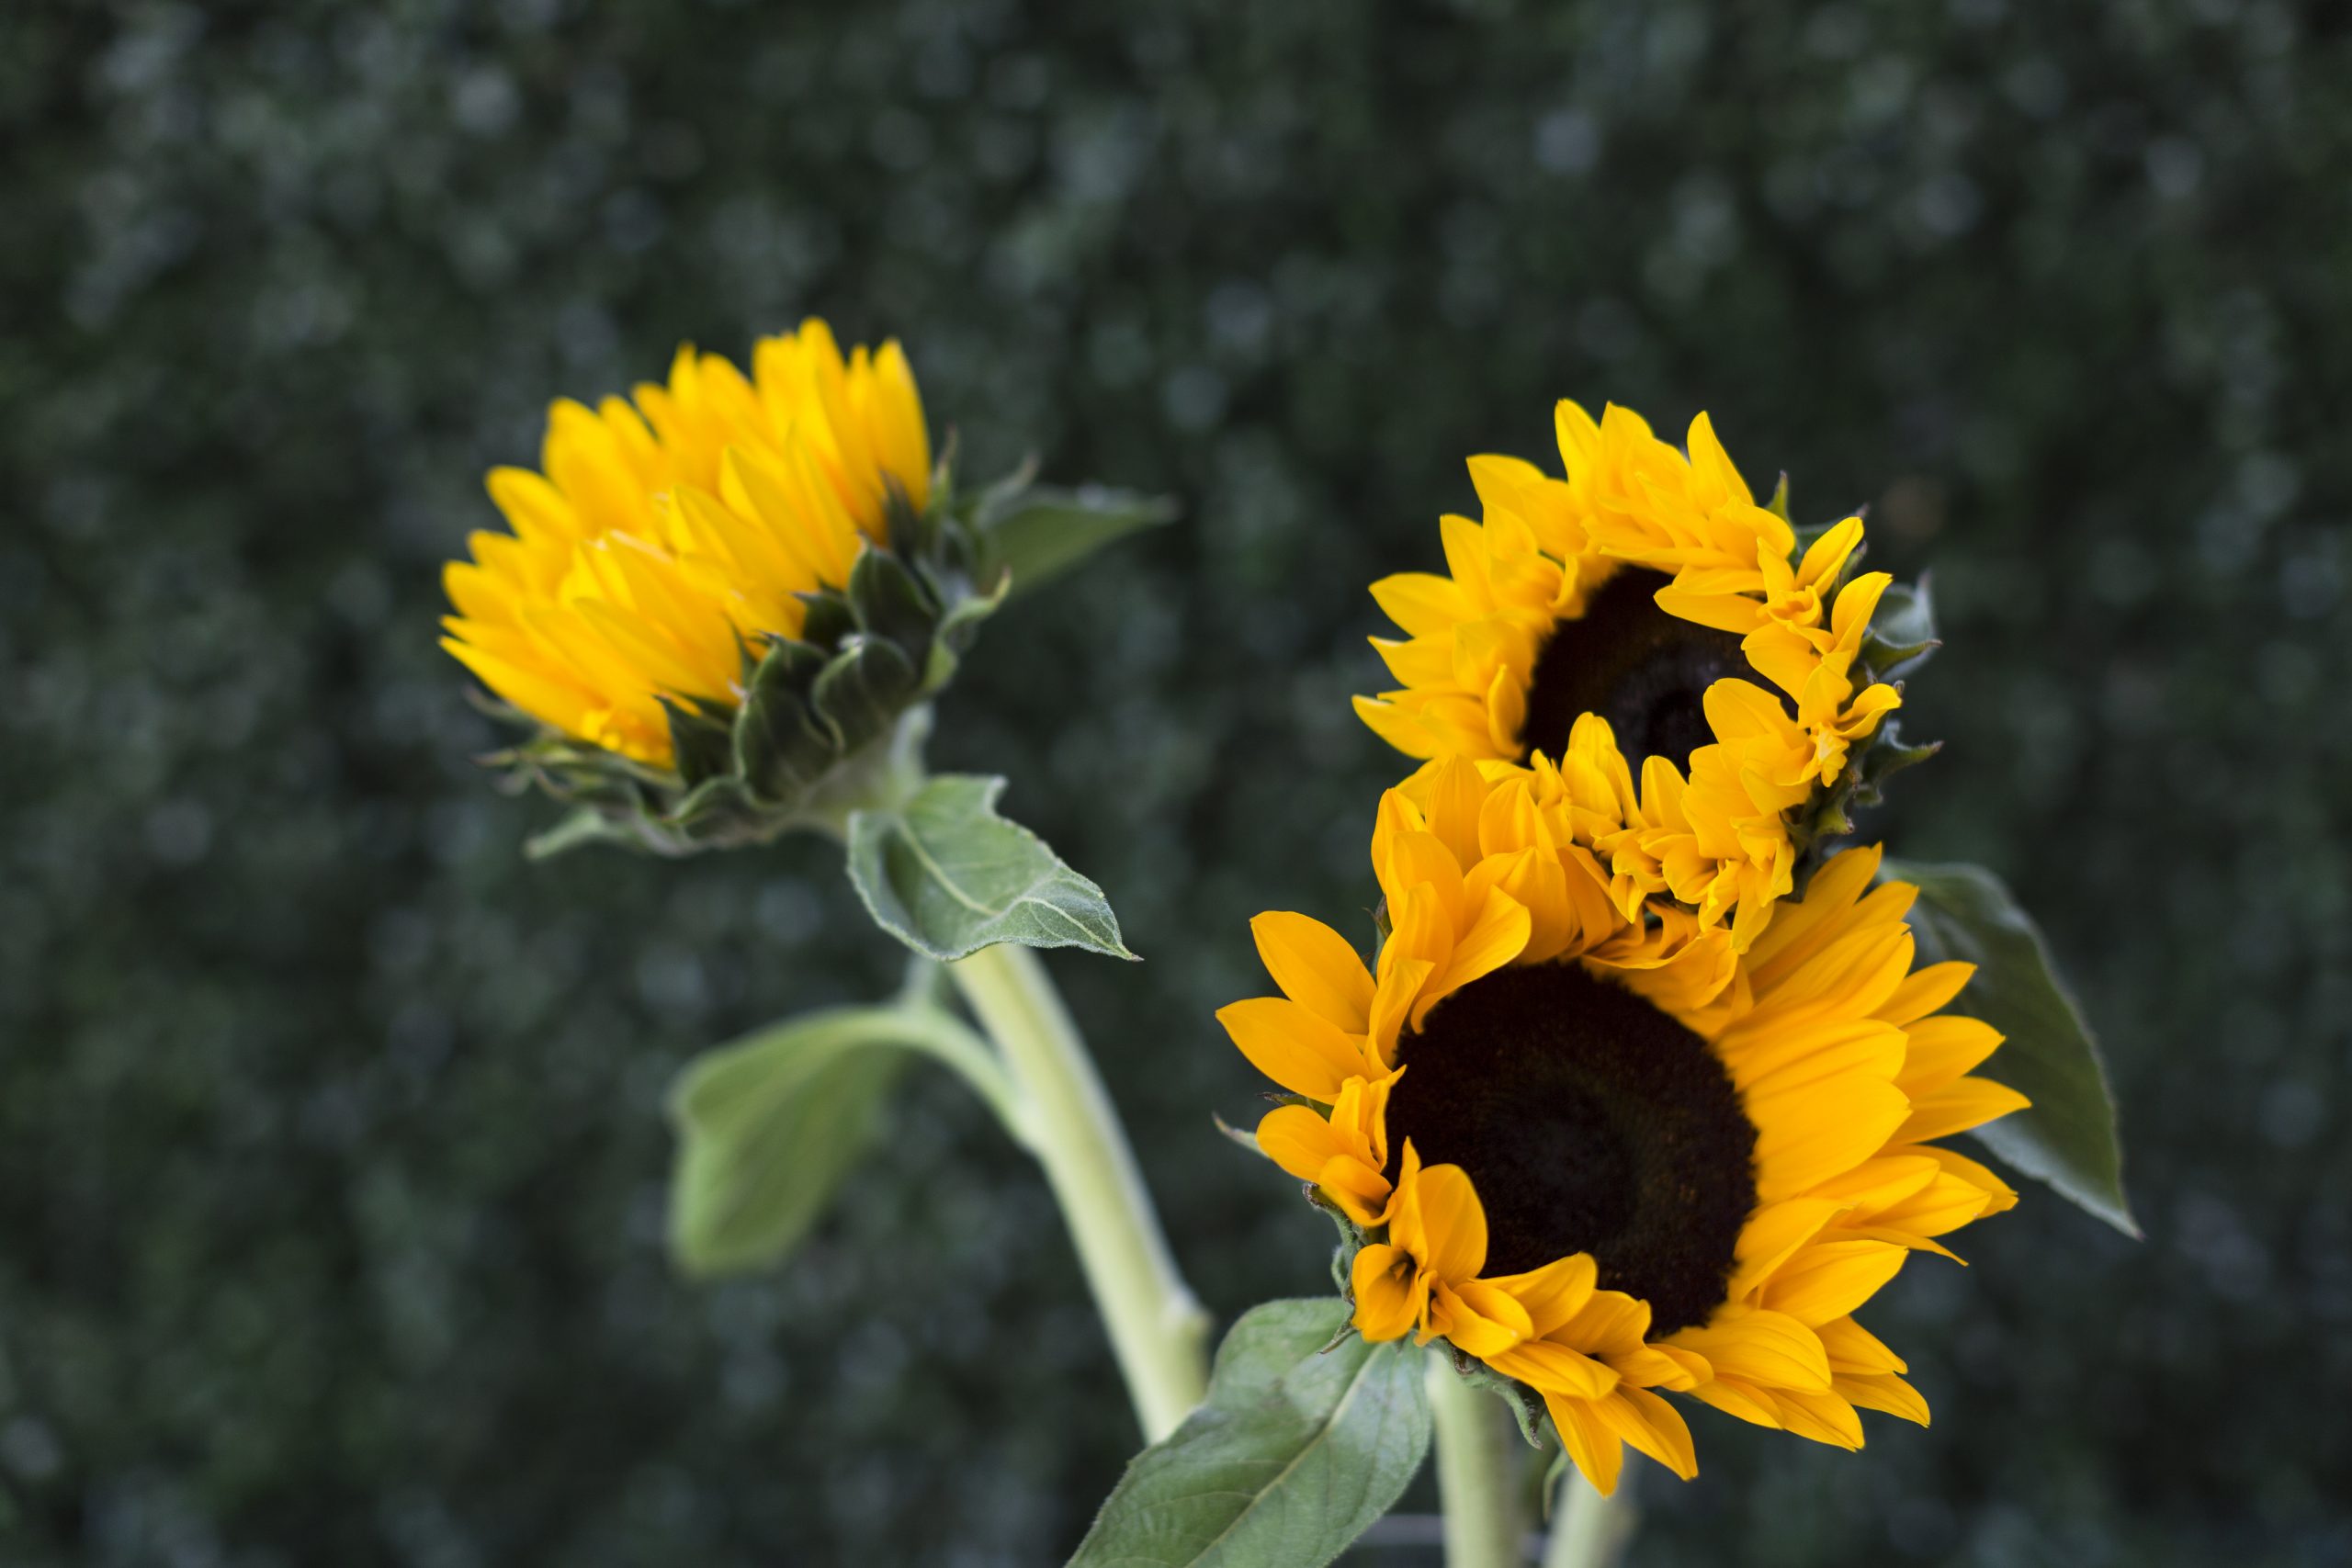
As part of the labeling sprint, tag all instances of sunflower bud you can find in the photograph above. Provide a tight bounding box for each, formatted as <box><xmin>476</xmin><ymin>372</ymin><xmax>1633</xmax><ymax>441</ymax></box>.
<box><xmin>443</xmin><ymin>321</ymin><xmax>1161</xmax><ymax>857</ymax></box>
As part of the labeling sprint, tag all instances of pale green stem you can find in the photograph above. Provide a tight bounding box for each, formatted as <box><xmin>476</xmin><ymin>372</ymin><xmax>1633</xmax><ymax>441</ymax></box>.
<box><xmin>1426</xmin><ymin>1359</ymin><xmax>1527</xmax><ymax>1568</ymax></box>
<box><xmin>883</xmin><ymin>1004</ymin><xmax>1039</xmax><ymax>1154</ymax></box>
<box><xmin>948</xmin><ymin>942</ymin><xmax>1211</xmax><ymax>1442</ymax></box>
<box><xmin>1542</xmin><ymin>1471</ymin><xmax>1637</xmax><ymax>1568</ymax></box>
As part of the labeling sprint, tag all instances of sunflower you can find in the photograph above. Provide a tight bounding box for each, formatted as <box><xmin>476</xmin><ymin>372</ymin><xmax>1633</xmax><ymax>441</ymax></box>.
<box><xmin>442</xmin><ymin>319</ymin><xmax>933</xmax><ymax>771</ymax></box>
<box><xmin>1352</xmin><ymin>403</ymin><xmax>1908</xmax><ymax>947</ymax></box>
<box><xmin>1220</xmin><ymin>758</ymin><xmax>2024</xmax><ymax>1495</ymax></box>
<box><xmin>436</xmin><ymin>320</ymin><xmax>1033</xmax><ymax>856</ymax></box>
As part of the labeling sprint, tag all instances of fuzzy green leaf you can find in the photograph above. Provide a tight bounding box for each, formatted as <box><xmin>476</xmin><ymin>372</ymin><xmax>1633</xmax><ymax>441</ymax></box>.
<box><xmin>665</xmin><ymin>1007</ymin><xmax>914</xmax><ymax>1278</ymax></box>
<box><xmin>1884</xmin><ymin>858</ymin><xmax>2139</xmax><ymax>1237</ymax></box>
<box><xmin>1067</xmin><ymin>1299</ymin><xmax>1432</xmax><ymax>1568</ymax></box>
<box><xmin>666</xmin><ymin>988</ymin><xmax>1035</xmax><ymax>1277</ymax></box>
<box><xmin>979</xmin><ymin>484</ymin><xmax>1178</xmax><ymax>596</ymax></box>
<box><xmin>847</xmin><ymin>774</ymin><xmax>1136</xmax><ymax>962</ymax></box>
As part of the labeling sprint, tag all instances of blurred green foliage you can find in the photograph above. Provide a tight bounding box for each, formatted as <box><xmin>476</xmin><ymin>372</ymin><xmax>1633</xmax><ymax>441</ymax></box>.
<box><xmin>6</xmin><ymin>1</ymin><xmax>2348</xmax><ymax>1563</ymax></box>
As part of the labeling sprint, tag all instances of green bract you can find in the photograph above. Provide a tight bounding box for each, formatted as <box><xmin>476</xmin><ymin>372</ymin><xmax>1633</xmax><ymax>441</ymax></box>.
<box><xmin>1788</xmin><ymin>544</ymin><xmax>1944</xmax><ymax>873</ymax></box>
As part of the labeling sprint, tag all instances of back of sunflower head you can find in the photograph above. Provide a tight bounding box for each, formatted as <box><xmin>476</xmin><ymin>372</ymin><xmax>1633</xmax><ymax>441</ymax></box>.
<box><xmin>441</xmin><ymin>318</ymin><xmax>1172</xmax><ymax>859</ymax></box>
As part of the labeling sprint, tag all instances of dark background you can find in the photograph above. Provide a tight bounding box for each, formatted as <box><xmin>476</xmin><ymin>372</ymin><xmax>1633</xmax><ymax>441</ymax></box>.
<box><xmin>6</xmin><ymin>1</ymin><xmax>2347</xmax><ymax>1563</ymax></box>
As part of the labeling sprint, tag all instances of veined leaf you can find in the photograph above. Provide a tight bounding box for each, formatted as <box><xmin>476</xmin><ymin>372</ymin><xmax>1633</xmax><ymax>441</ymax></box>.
<box><xmin>1066</xmin><ymin>1299</ymin><xmax>1431</xmax><ymax>1568</ymax></box>
<box><xmin>847</xmin><ymin>774</ymin><xmax>1136</xmax><ymax>962</ymax></box>
<box><xmin>1885</xmin><ymin>858</ymin><xmax>2138</xmax><ymax>1237</ymax></box>
<box><xmin>667</xmin><ymin>997</ymin><xmax>1023</xmax><ymax>1277</ymax></box>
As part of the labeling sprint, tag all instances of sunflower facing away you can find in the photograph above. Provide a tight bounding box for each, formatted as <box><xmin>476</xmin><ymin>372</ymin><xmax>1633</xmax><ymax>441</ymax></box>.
<box><xmin>444</xmin><ymin>319</ymin><xmax>931</xmax><ymax>767</ymax></box>
<box><xmin>1218</xmin><ymin>758</ymin><xmax>2025</xmax><ymax>1495</ymax></box>
<box><xmin>1354</xmin><ymin>404</ymin><xmax>1925</xmax><ymax>948</ymax></box>
<box><xmin>441</xmin><ymin>320</ymin><xmax>1009</xmax><ymax>852</ymax></box>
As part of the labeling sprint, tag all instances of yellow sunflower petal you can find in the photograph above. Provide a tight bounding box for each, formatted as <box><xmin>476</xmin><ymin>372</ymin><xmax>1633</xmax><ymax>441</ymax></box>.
<box><xmin>1403</xmin><ymin>1160</ymin><xmax>1489</xmax><ymax>1283</ymax></box>
<box><xmin>1874</xmin><ymin>960</ymin><xmax>1975</xmax><ymax>1027</ymax></box>
<box><xmin>1431</xmin><ymin>1279</ymin><xmax>1534</xmax><ymax>1358</ymax></box>
<box><xmin>1770</xmin><ymin>1386</ymin><xmax>1865</xmax><ymax>1450</ymax></box>
<box><xmin>1252</xmin><ymin>1104</ymin><xmax>1343</xmax><ymax>1186</ymax></box>
<box><xmin>1894</xmin><ymin>1014</ymin><xmax>2007</xmax><ymax>1100</ymax></box>
<box><xmin>1724</xmin><ymin>1198</ymin><xmax>1849</xmax><ymax>1301</ymax></box>
<box><xmin>1216</xmin><ymin>998</ymin><xmax>1370</xmax><ymax>1103</ymax></box>
<box><xmin>1544</xmin><ymin>1390</ymin><xmax>1627</xmax><ymax>1497</ymax></box>
<box><xmin>1487</xmin><ymin>1253</ymin><xmax>1600</xmax><ymax>1338</ymax></box>
<box><xmin>1351</xmin><ymin>1244</ymin><xmax>1426</xmax><ymax>1342</ymax></box>
<box><xmin>1421</xmin><ymin>888</ymin><xmax>1532</xmax><ymax>1023</ymax></box>
<box><xmin>1594</xmin><ymin>1385</ymin><xmax>1699</xmax><ymax>1481</ymax></box>
<box><xmin>1688</xmin><ymin>1375</ymin><xmax>1781</xmax><ymax>1429</ymax></box>
<box><xmin>1488</xmin><ymin>1340</ymin><xmax>1620</xmax><ymax>1401</ymax></box>
<box><xmin>1747</xmin><ymin>1077</ymin><xmax>1911</xmax><ymax>1201</ymax></box>
<box><xmin>1837</xmin><ymin>1371</ymin><xmax>1930</xmax><ymax>1427</ymax></box>
<box><xmin>1673</xmin><ymin>1309</ymin><xmax>1831</xmax><ymax>1393</ymax></box>
<box><xmin>1758</xmin><ymin>1239</ymin><xmax>1910</xmax><ymax>1326</ymax></box>
<box><xmin>1250</xmin><ymin>912</ymin><xmax>1374</xmax><ymax>1034</ymax></box>
<box><xmin>1816</xmin><ymin>1315</ymin><xmax>1907</xmax><ymax>1375</ymax></box>
<box><xmin>1894</xmin><ymin>1077</ymin><xmax>2032</xmax><ymax>1145</ymax></box>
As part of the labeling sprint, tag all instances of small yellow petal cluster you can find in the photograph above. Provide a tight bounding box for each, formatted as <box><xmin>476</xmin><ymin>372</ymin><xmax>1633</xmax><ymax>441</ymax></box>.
<box><xmin>1353</xmin><ymin>404</ymin><xmax>1905</xmax><ymax>944</ymax></box>
<box><xmin>441</xmin><ymin>321</ymin><xmax>932</xmax><ymax>769</ymax></box>
<box><xmin>1218</xmin><ymin>758</ymin><xmax>2025</xmax><ymax>1495</ymax></box>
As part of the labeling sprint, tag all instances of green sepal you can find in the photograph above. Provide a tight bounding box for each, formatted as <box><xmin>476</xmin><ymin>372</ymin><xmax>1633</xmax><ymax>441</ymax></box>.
<box><xmin>880</xmin><ymin>474</ymin><xmax>933</xmax><ymax>562</ymax></box>
<box><xmin>1862</xmin><ymin>574</ymin><xmax>1939</xmax><ymax>681</ymax></box>
<box><xmin>669</xmin><ymin>776</ymin><xmax>768</xmax><ymax>840</ymax></box>
<box><xmin>922</xmin><ymin>568</ymin><xmax>1012</xmax><ymax>693</ymax></box>
<box><xmin>936</xmin><ymin>563</ymin><xmax>1011</xmax><ymax>654</ymax></box>
<box><xmin>734</xmin><ymin>671</ymin><xmax>838</xmax><ymax>804</ymax></box>
<box><xmin>1784</xmin><ymin>571</ymin><xmax>1944</xmax><ymax>876</ymax></box>
<box><xmin>809</xmin><ymin>636</ymin><xmax>920</xmax><ymax>753</ymax></box>
<box><xmin>1210</xmin><ymin>1111</ymin><xmax>1261</xmax><ymax>1153</ymax></box>
<box><xmin>797</xmin><ymin>589</ymin><xmax>857</xmax><ymax>651</ymax></box>
<box><xmin>1446</xmin><ymin>1350</ymin><xmax>1550</xmax><ymax>1449</ymax></box>
<box><xmin>523</xmin><ymin>807</ymin><xmax>639</xmax><ymax>861</ymax></box>
<box><xmin>755</xmin><ymin>632</ymin><xmax>829</xmax><ymax>694</ymax></box>
<box><xmin>1846</xmin><ymin>718</ymin><xmax>1942</xmax><ymax>810</ymax></box>
<box><xmin>848</xmin><ymin>545</ymin><xmax>939</xmax><ymax>671</ymax></box>
<box><xmin>659</xmin><ymin>698</ymin><xmax>734</xmax><ymax>789</ymax></box>
<box><xmin>1766</xmin><ymin>471</ymin><xmax>1792</xmax><ymax>523</ymax></box>
<box><xmin>1542</xmin><ymin>1447</ymin><xmax>1570</xmax><ymax>1519</ymax></box>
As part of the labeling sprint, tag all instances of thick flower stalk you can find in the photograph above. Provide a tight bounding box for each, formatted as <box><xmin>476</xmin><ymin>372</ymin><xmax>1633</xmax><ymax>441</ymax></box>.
<box><xmin>447</xmin><ymin>322</ymin><xmax>1208</xmax><ymax>1446</ymax></box>
<box><xmin>1220</xmin><ymin>759</ymin><xmax>2025</xmax><ymax>1495</ymax></box>
<box><xmin>1354</xmin><ymin>404</ymin><xmax>1933</xmax><ymax>947</ymax></box>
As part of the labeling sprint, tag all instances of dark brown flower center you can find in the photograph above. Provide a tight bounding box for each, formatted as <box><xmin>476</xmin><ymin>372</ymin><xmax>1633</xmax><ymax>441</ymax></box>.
<box><xmin>1519</xmin><ymin>567</ymin><xmax>1752</xmax><ymax>772</ymax></box>
<box><xmin>1385</xmin><ymin>961</ymin><xmax>1756</xmax><ymax>1337</ymax></box>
